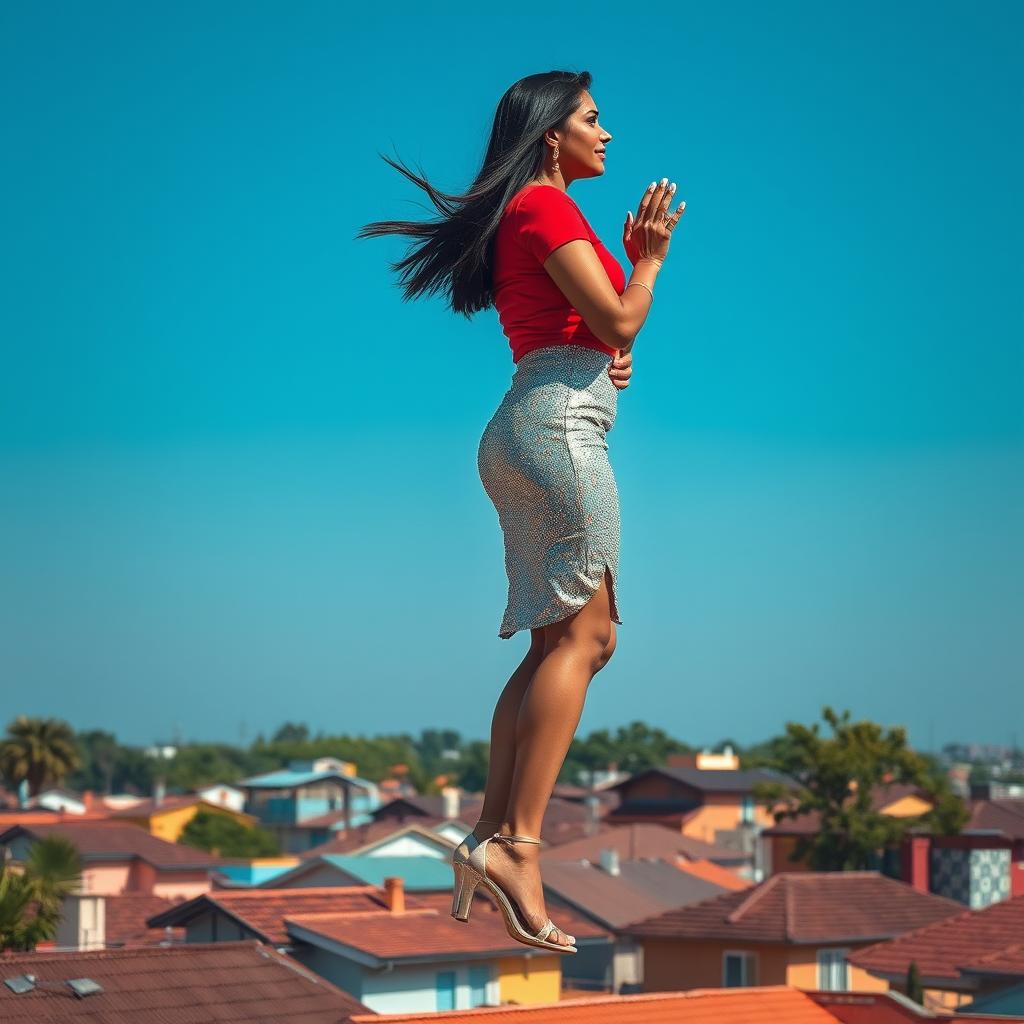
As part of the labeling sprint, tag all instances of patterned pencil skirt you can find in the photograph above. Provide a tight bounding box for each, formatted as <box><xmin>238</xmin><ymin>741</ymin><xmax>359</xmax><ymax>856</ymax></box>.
<box><xmin>477</xmin><ymin>343</ymin><xmax>623</xmax><ymax>640</ymax></box>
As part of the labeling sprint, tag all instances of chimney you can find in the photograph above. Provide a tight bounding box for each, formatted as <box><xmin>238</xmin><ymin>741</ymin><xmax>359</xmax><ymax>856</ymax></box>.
<box><xmin>441</xmin><ymin>786</ymin><xmax>460</xmax><ymax>820</ymax></box>
<box><xmin>598</xmin><ymin>847</ymin><xmax>621</xmax><ymax>876</ymax></box>
<box><xmin>383</xmin><ymin>876</ymin><xmax>405</xmax><ymax>914</ymax></box>
<box><xmin>55</xmin><ymin>894</ymin><xmax>105</xmax><ymax>950</ymax></box>
<box><xmin>153</xmin><ymin>777</ymin><xmax>165</xmax><ymax>808</ymax></box>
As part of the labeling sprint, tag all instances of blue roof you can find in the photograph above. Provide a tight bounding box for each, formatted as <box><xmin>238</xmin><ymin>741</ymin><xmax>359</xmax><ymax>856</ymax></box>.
<box><xmin>237</xmin><ymin>769</ymin><xmax>376</xmax><ymax>790</ymax></box>
<box><xmin>319</xmin><ymin>855</ymin><xmax>453</xmax><ymax>890</ymax></box>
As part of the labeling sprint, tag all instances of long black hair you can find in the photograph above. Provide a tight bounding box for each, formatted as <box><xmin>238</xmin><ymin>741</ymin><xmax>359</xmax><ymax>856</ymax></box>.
<box><xmin>354</xmin><ymin>70</ymin><xmax>591</xmax><ymax>319</ymax></box>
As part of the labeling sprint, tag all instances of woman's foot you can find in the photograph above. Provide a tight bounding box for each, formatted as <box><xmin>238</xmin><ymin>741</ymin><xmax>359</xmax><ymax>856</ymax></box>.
<box><xmin>473</xmin><ymin>825</ymin><xmax>574</xmax><ymax>947</ymax></box>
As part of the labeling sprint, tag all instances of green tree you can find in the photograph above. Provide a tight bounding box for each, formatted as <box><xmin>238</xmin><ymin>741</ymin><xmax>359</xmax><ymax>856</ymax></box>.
<box><xmin>272</xmin><ymin>723</ymin><xmax>310</xmax><ymax>745</ymax></box>
<box><xmin>0</xmin><ymin>834</ymin><xmax>83</xmax><ymax>951</ymax></box>
<box><xmin>0</xmin><ymin>716</ymin><xmax>81</xmax><ymax>799</ymax></box>
<box><xmin>72</xmin><ymin>729</ymin><xmax>120</xmax><ymax>794</ymax></box>
<box><xmin>906</xmin><ymin>961</ymin><xmax>924</xmax><ymax>1005</ymax></box>
<box><xmin>179</xmin><ymin>809</ymin><xmax>279</xmax><ymax>857</ymax></box>
<box><xmin>753</xmin><ymin>706</ymin><xmax>969</xmax><ymax>871</ymax></box>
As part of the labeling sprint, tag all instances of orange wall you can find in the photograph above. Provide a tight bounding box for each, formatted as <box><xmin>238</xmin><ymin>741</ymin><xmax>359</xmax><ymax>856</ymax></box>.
<box><xmin>641</xmin><ymin>938</ymin><xmax>891</xmax><ymax>993</ymax></box>
<box><xmin>681</xmin><ymin>799</ymin><xmax>775</xmax><ymax>844</ymax></box>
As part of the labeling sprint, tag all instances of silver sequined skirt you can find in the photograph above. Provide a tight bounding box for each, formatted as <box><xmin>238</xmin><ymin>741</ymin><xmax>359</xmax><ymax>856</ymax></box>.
<box><xmin>477</xmin><ymin>343</ymin><xmax>622</xmax><ymax>640</ymax></box>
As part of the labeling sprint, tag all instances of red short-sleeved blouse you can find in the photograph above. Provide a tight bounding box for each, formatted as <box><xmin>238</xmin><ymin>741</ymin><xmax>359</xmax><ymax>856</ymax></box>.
<box><xmin>492</xmin><ymin>184</ymin><xmax>626</xmax><ymax>363</ymax></box>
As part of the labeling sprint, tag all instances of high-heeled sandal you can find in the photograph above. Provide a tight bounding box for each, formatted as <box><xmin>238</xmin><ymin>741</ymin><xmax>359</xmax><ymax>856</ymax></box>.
<box><xmin>449</xmin><ymin>818</ymin><xmax>502</xmax><ymax>917</ymax></box>
<box><xmin>450</xmin><ymin>832</ymin><xmax>577</xmax><ymax>953</ymax></box>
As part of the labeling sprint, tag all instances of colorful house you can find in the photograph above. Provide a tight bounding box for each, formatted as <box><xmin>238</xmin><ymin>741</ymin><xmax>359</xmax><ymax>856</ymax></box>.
<box><xmin>0</xmin><ymin>821</ymin><xmax>225</xmax><ymax>898</ymax></box>
<box><xmin>147</xmin><ymin>880</ymin><xmax>611</xmax><ymax>1013</ymax></box>
<box><xmin>238</xmin><ymin>757</ymin><xmax>381</xmax><ymax>851</ymax></box>
<box><xmin>849</xmin><ymin>891</ymin><xmax>1024</xmax><ymax>1014</ymax></box>
<box><xmin>620</xmin><ymin>871</ymin><xmax>965</xmax><ymax>994</ymax></box>
<box><xmin>108</xmin><ymin>794</ymin><xmax>259</xmax><ymax>844</ymax></box>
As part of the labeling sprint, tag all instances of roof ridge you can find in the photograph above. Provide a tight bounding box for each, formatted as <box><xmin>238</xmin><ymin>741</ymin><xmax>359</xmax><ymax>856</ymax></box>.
<box><xmin>214</xmin><ymin>884</ymin><xmax>381</xmax><ymax>898</ymax></box>
<box><xmin>285</xmin><ymin>908</ymin><xmax>439</xmax><ymax>921</ymax></box>
<box><xmin>726</xmin><ymin>873</ymin><xmax>781</xmax><ymax>923</ymax></box>
<box><xmin>0</xmin><ymin>938</ymin><xmax>262</xmax><ymax>963</ymax></box>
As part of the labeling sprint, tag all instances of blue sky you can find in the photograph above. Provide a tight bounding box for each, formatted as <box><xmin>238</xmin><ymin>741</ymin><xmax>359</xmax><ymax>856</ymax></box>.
<box><xmin>1</xmin><ymin>2</ymin><xmax>1021</xmax><ymax>753</ymax></box>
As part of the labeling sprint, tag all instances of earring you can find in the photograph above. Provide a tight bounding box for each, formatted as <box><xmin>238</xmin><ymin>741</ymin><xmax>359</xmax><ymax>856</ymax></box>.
<box><xmin>552</xmin><ymin>143</ymin><xmax>560</xmax><ymax>175</ymax></box>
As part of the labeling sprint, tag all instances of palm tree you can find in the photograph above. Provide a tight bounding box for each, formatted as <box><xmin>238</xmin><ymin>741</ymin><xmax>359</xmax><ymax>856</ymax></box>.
<box><xmin>0</xmin><ymin>716</ymin><xmax>81</xmax><ymax>800</ymax></box>
<box><xmin>0</xmin><ymin>834</ymin><xmax>83</xmax><ymax>951</ymax></box>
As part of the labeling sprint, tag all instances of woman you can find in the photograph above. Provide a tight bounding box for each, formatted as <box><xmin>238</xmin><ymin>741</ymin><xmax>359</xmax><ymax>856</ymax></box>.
<box><xmin>356</xmin><ymin>70</ymin><xmax>684</xmax><ymax>953</ymax></box>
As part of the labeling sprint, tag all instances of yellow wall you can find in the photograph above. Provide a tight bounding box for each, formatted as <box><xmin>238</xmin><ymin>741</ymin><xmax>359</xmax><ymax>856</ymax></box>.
<box><xmin>879</xmin><ymin>795</ymin><xmax>932</xmax><ymax>817</ymax></box>
<box><xmin>119</xmin><ymin>803</ymin><xmax>254</xmax><ymax>843</ymax></box>
<box><xmin>497</xmin><ymin>955</ymin><xmax>561</xmax><ymax>1004</ymax></box>
<box><xmin>641</xmin><ymin>938</ymin><xmax>891</xmax><ymax>993</ymax></box>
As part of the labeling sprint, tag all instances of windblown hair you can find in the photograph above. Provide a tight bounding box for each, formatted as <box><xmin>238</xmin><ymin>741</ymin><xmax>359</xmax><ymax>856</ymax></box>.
<box><xmin>354</xmin><ymin>70</ymin><xmax>592</xmax><ymax>318</ymax></box>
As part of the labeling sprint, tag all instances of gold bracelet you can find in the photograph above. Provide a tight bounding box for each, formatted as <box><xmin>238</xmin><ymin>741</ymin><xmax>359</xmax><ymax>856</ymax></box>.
<box><xmin>626</xmin><ymin>281</ymin><xmax>654</xmax><ymax>299</ymax></box>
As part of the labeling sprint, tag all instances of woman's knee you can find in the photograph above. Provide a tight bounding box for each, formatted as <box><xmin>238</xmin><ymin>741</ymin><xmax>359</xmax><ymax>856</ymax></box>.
<box><xmin>595</xmin><ymin>622</ymin><xmax>617</xmax><ymax>672</ymax></box>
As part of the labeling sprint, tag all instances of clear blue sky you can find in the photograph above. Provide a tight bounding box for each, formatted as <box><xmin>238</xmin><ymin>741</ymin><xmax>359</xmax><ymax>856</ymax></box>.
<box><xmin>2</xmin><ymin>2</ymin><xmax>1021</xmax><ymax>754</ymax></box>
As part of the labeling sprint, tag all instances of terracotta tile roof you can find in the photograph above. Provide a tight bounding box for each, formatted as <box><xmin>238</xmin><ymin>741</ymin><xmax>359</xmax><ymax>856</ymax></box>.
<box><xmin>540</xmin><ymin>822</ymin><xmax>743</xmax><ymax>865</ymax></box>
<box><xmin>101</xmin><ymin>893</ymin><xmax>189</xmax><ymax>946</ymax></box>
<box><xmin>675</xmin><ymin>858</ymin><xmax>752</xmax><ymax>891</ymax></box>
<box><xmin>0</xmin><ymin>821</ymin><xmax>227</xmax><ymax>868</ymax></box>
<box><xmin>621</xmin><ymin>871</ymin><xmax>965</xmax><ymax>944</ymax></box>
<box><xmin>107</xmin><ymin>794</ymin><xmax>202</xmax><ymax>816</ymax></box>
<box><xmin>807</xmin><ymin>989</ymin><xmax>1024</xmax><ymax>1023</ymax></box>
<box><xmin>347</xmin><ymin>985</ymin><xmax>839</xmax><ymax>1022</ymax></box>
<box><xmin>0</xmin><ymin>939</ymin><xmax>370</xmax><ymax>1023</ymax></box>
<box><xmin>538</xmin><ymin>858</ymin><xmax>728</xmax><ymax>930</ymax></box>
<box><xmin>373</xmin><ymin>796</ymin><xmax>601</xmax><ymax>846</ymax></box>
<box><xmin>145</xmin><ymin>885</ymin><xmax>434</xmax><ymax>945</ymax></box>
<box><xmin>968</xmin><ymin>798</ymin><xmax>1024</xmax><ymax>841</ymax></box>
<box><xmin>285</xmin><ymin>896</ymin><xmax>608</xmax><ymax>962</ymax></box>
<box><xmin>849</xmin><ymin>892</ymin><xmax>1024</xmax><ymax>982</ymax></box>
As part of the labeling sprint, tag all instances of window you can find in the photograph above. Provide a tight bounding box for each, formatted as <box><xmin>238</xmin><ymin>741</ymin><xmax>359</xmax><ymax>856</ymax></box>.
<box><xmin>722</xmin><ymin>951</ymin><xmax>757</xmax><ymax>987</ymax></box>
<box><xmin>740</xmin><ymin>794</ymin><xmax>755</xmax><ymax>823</ymax></box>
<box><xmin>468</xmin><ymin>966</ymin><xmax>490</xmax><ymax>1006</ymax></box>
<box><xmin>435</xmin><ymin>970</ymin><xmax>456</xmax><ymax>1011</ymax></box>
<box><xmin>817</xmin><ymin>948</ymin><xmax>849</xmax><ymax>990</ymax></box>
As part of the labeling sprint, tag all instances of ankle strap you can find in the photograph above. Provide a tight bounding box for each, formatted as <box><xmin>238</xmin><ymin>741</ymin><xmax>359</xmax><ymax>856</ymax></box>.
<box><xmin>476</xmin><ymin>817</ymin><xmax>503</xmax><ymax>824</ymax></box>
<box><xmin>491</xmin><ymin>832</ymin><xmax>541</xmax><ymax>845</ymax></box>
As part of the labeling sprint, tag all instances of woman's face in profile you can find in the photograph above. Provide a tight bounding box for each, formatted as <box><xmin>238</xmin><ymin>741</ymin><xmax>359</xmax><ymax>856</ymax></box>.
<box><xmin>564</xmin><ymin>91</ymin><xmax>612</xmax><ymax>180</ymax></box>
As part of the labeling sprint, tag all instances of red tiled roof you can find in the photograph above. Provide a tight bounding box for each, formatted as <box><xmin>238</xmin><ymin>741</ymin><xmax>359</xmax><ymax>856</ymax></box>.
<box><xmin>146</xmin><ymin>884</ymin><xmax>434</xmax><ymax>945</ymax></box>
<box><xmin>349</xmin><ymin>985</ymin><xmax>839</xmax><ymax>1023</ymax></box>
<box><xmin>808</xmin><ymin>989</ymin><xmax>1024</xmax><ymax>1023</ymax></box>
<box><xmin>102</xmin><ymin>893</ymin><xmax>189</xmax><ymax>946</ymax></box>
<box><xmin>0</xmin><ymin>939</ymin><xmax>370</xmax><ymax>1023</ymax></box>
<box><xmin>540</xmin><ymin>822</ymin><xmax>742</xmax><ymax>864</ymax></box>
<box><xmin>286</xmin><ymin>897</ymin><xmax>608</xmax><ymax>961</ymax></box>
<box><xmin>968</xmin><ymin>799</ymin><xmax>1024</xmax><ymax>841</ymax></box>
<box><xmin>0</xmin><ymin>821</ymin><xmax>227</xmax><ymax>868</ymax></box>
<box><xmin>621</xmin><ymin>871</ymin><xmax>965</xmax><ymax>943</ymax></box>
<box><xmin>849</xmin><ymin>892</ymin><xmax>1024</xmax><ymax>982</ymax></box>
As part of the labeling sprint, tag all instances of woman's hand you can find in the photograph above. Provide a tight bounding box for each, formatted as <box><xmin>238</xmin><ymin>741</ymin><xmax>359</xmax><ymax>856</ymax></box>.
<box><xmin>622</xmin><ymin>178</ymin><xmax>686</xmax><ymax>267</ymax></box>
<box><xmin>607</xmin><ymin>349</ymin><xmax>632</xmax><ymax>390</ymax></box>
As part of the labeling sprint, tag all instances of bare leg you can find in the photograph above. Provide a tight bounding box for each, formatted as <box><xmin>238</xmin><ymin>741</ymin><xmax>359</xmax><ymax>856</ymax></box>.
<box><xmin>481</xmin><ymin>567</ymin><xmax>618</xmax><ymax>947</ymax></box>
<box><xmin>473</xmin><ymin>630</ymin><xmax>546</xmax><ymax>833</ymax></box>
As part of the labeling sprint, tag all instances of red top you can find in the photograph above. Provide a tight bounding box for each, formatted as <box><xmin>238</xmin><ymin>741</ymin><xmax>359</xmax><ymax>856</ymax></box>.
<box><xmin>492</xmin><ymin>184</ymin><xmax>627</xmax><ymax>363</ymax></box>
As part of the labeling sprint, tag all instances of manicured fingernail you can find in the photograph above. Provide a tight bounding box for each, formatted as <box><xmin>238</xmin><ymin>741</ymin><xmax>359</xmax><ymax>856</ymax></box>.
<box><xmin>669</xmin><ymin>182</ymin><xmax>676</xmax><ymax>192</ymax></box>
<box><xmin>648</xmin><ymin>182</ymin><xmax>656</xmax><ymax>190</ymax></box>
<box><xmin>660</xmin><ymin>177</ymin><xmax>668</xmax><ymax>186</ymax></box>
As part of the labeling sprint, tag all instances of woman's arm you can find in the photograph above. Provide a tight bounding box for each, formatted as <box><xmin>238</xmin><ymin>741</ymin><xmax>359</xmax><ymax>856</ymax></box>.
<box><xmin>541</xmin><ymin>242</ymin><xmax>661</xmax><ymax>355</ymax></box>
